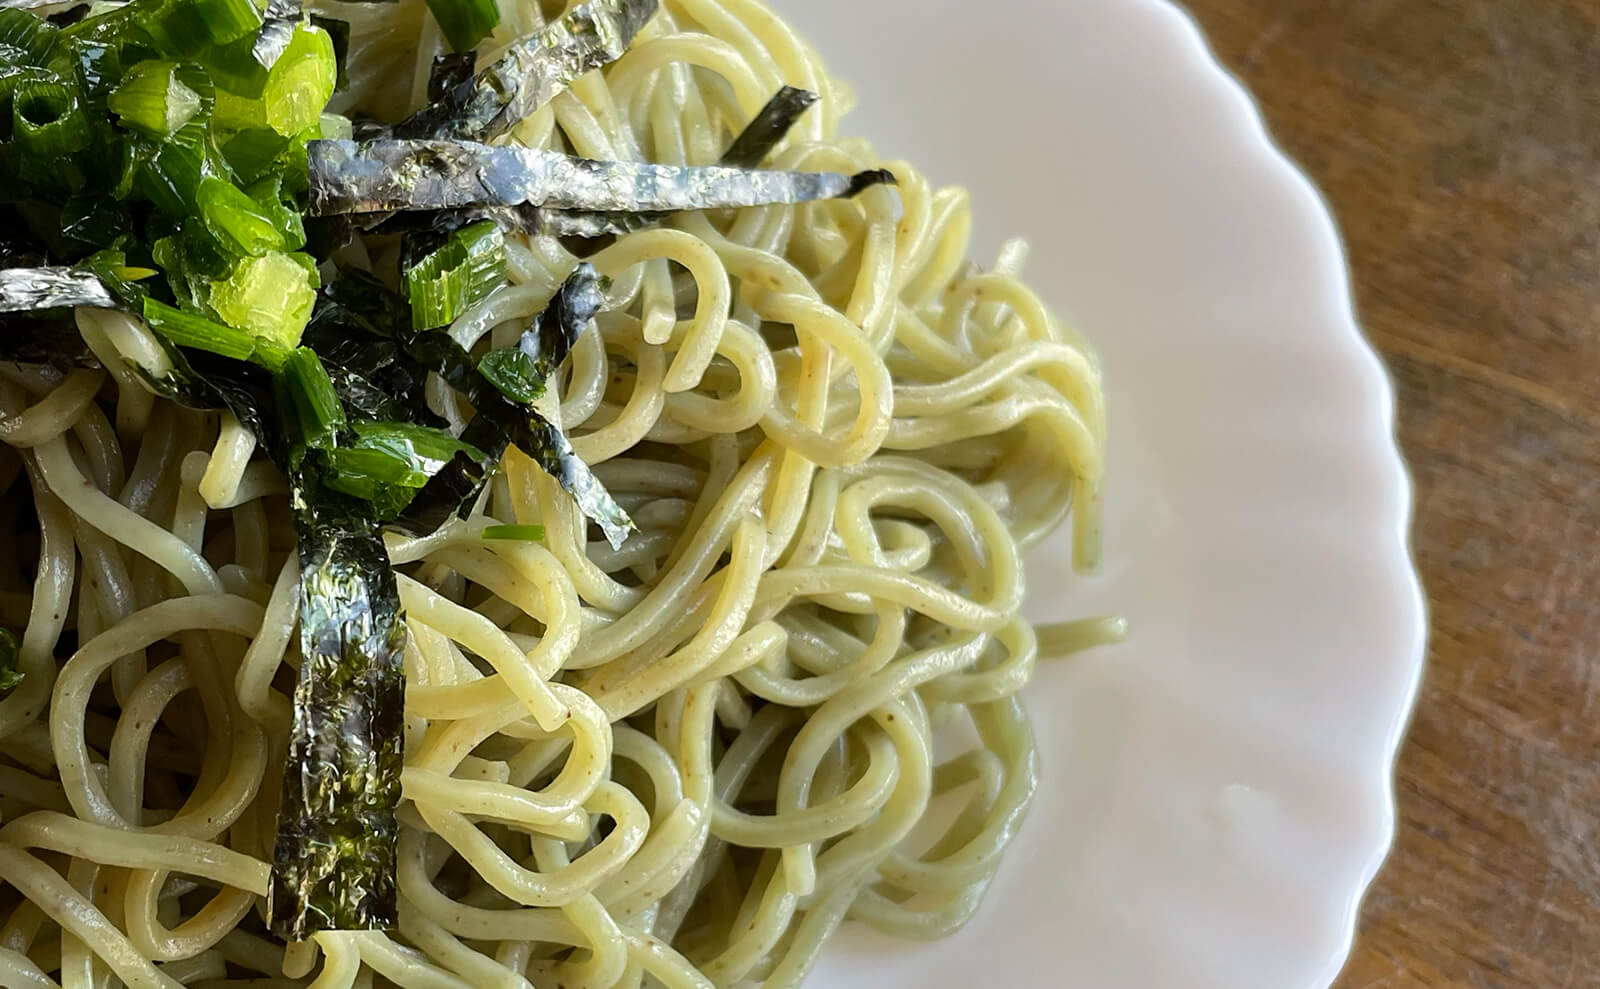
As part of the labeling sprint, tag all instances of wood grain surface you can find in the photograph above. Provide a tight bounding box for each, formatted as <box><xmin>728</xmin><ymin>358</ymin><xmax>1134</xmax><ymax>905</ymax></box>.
<box><xmin>1179</xmin><ymin>1</ymin><xmax>1600</xmax><ymax>985</ymax></box>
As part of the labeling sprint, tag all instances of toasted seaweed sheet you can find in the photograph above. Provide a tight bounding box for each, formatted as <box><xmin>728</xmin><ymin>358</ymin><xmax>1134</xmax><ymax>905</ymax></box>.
<box><xmin>397</xmin><ymin>0</ymin><xmax>658</xmax><ymax>141</ymax></box>
<box><xmin>251</xmin><ymin>0</ymin><xmax>300</xmax><ymax>68</ymax></box>
<box><xmin>399</xmin><ymin>325</ymin><xmax>633</xmax><ymax>547</ymax></box>
<box><xmin>268</xmin><ymin>477</ymin><xmax>406</xmax><ymax>940</ymax></box>
<box><xmin>427</xmin><ymin>49</ymin><xmax>476</xmax><ymax>102</ymax></box>
<box><xmin>137</xmin><ymin>343</ymin><xmax>283</xmax><ymax>456</ymax></box>
<box><xmin>307</xmin><ymin>138</ymin><xmax>894</xmax><ymax>216</ymax></box>
<box><xmin>535</xmin><ymin>86</ymin><xmax>824</xmax><ymax>238</ymax></box>
<box><xmin>477</xmin><ymin>261</ymin><xmax>603</xmax><ymax>403</ymax></box>
<box><xmin>0</xmin><ymin>312</ymin><xmax>96</xmax><ymax>367</ymax></box>
<box><xmin>0</xmin><ymin>266</ymin><xmax>114</xmax><ymax>312</ymax></box>
<box><xmin>721</xmin><ymin>85</ymin><xmax>820</xmax><ymax>169</ymax></box>
<box><xmin>310</xmin><ymin>268</ymin><xmax>632</xmax><ymax>545</ymax></box>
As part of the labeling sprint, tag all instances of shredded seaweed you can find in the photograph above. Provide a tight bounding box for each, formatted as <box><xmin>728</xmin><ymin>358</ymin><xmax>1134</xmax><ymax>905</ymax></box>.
<box><xmin>721</xmin><ymin>85</ymin><xmax>820</xmax><ymax>168</ymax></box>
<box><xmin>307</xmin><ymin>138</ymin><xmax>894</xmax><ymax>216</ymax></box>
<box><xmin>477</xmin><ymin>260</ymin><xmax>604</xmax><ymax>404</ymax></box>
<box><xmin>251</xmin><ymin>0</ymin><xmax>300</xmax><ymax>69</ymax></box>
<box><xmin>534</xmin><ymin>90</ymin><xmax>821</xmax><ymax>237</ymax></box>
<box><xmin>399</xmin><ymin>326</ymin><xmax>634</xmax><ymax>540</ymax></box>
<box><xmin>311</xmin><ymin>267</ymin><xmax>632</xmax><ymax>545</ymax></box>
<box><xmin>268</xmin><ymin>476</ymin><xmax>406</xmax><ymax>940</ymax></box>
<box><xmin>0</xmin><ymin>266</ymin><xmax>114</xmax><ymax>312</ymax></box>
<box><xmin>137</xmin><ymin>342</ymin><xmax>283</xmax><ymax>456</ymax></box>
<box><xmin>396</xmin><ymin>0</ymin><xmax>658</xmax><ymax>141</ymax></box>
<box><xmin>0</xmin><ymin>311</ymin><xmax>96</xmax><ymax>367</ymax></box>
<box><xmin>426</xmin><ymin>50</ymin><xmax>476</xmax><ymax>103</ymax></box>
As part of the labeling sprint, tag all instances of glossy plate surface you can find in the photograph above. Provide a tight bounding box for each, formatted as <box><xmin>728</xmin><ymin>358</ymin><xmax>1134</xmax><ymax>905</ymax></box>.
<box><xmin>783</xmin><ymin>1</ymin><xmax>1429</xmax><ymax>985</ymax></box>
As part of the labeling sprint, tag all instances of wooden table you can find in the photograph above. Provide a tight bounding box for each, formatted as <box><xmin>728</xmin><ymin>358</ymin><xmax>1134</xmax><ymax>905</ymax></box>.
<box><xmin>1180</xmin><ymin>1</ymin><xmax>1599</xmax><ymax>985</ymax></box>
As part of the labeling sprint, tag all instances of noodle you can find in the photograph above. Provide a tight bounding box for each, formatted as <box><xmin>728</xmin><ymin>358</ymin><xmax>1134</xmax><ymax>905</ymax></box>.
<box><xmin>0</xmin><ymin>0</ymin><xmax>1110</xmax><ymax>985</ymax></box>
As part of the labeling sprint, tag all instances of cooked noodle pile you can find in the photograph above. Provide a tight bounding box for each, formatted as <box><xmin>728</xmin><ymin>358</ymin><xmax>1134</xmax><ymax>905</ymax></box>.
<box><xmin>0</xmin><ymin>0</ymin><xmax>1110</xmax><ymax>985</ymax></box>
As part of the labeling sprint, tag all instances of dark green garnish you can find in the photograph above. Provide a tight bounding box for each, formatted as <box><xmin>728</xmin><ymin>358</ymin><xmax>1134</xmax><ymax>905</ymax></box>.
<box><xmin>426</xmin><ymin>50</ymin><xmax>476</xmax><ymax>102</ymax></box>
<box><xmin>402</xmin><ymin>218</ymin><xmax>504</xmax><ymax>330</ymax></box>
<box><xmin>478</xmin><ymin>260</ymin><xmax>604</xmax><ymax>403</ymax></box>
<box><xmin>425</xmin><ymin>0</ymin><xmax>499</xmax><ymax>54</ymax></box>
<box><xmin>397</xmin><ymin>0</ymin><xmax>658</xmax><ymax>141</ymax></box>
<box><xmin>268</xmin><ymin>478</ymin><xmax>405</xmax><ymax>941</ymax></box>
<box><xmin>0</xmin><ymin>0</ymin><xmax>901</xmax><ymax>941</ymax></box>
<box><xmin>307</xmin><ymin>137</ymin><xmax>895</xmax><ymax>216</ymax></box>
<box><xmin>721</xmin><ymin>85</ymin><xmax>820</xmax><ymax>168</ymax></box>
<box><xmin>108</xmin><ymin>60</ymin><xmax>202</xmax><ymax>138</ymax></box>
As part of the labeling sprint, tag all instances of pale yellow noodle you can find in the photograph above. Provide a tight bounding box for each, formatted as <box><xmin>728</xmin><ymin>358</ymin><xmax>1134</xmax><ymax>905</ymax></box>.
<box><xmin>0</xmin><ymin>0</ymin><xmax>1111</xmax><ymax>984</ymax></box>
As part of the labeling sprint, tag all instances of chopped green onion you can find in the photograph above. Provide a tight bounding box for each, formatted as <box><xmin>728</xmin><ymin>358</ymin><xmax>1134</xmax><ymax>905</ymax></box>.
<box><xmin>263</xmin><ymin>26</ymin><xmax>335</xmax><ymax>137</ymax></box>
<box><xmin>403</xmin><ymin>220</ymin><xmax>505</xmax><ymax>330</ymax></box>
<box><xmin>209</xmin><ymin>85</ymin><xmax>267</xmax><ymax>130</ymax></box>
<box><xmin>310</xmin><ymin>15</ymin><xmax>351</xmax><ymax>92</ymax></box>
<box><xmin>12</xmin><ymin>77</ymin><xmax>89</xmax><ymax>157</ymax></box>
<box><xmin>194</xmin><ymin>0</ymin><xmax>266</xmax><ymax>44</ymax></box>
<box><xmin>0</xmin><ymin>9</ymin><xmax>58</xmax><ymax>67</ymax></box>
<box><xmin>109</xmin><ymin>60</ymin><xmax>201</xmax><ymax>138</ymax></box>
<box><xmin>143</xmin><ymin>296</ymin><xmax>277</xmax><ymax>365</ymax></box>
<box><xmin>207</xmin><ymin>251</ymin><xmax>316</xmax><ymax>352</ymax></box>
<box><xmin>218</xmin><ymin>126</ymin><xmax>289</xmax><ymax>181</ymax></box>
<box><xmin>198</xmin><ymin>175</ymin><xmax>284</xmax><ymax>256</ymax></box>
<box><xmin>0</xmin><ymin>628</ymin><xmax>21</xmax><ymax>692</ymax></box>
<box><xmin>195</xmin><ymin>33</ymin><xmax>269</xmax><ymax>98</ymax></box>
<box><xmin>322</xmin><ymin>420</ymin><xmax>487</xmax><ymax>518</ymax></box>
<box><xmin>245</xmin><ymin>174</ymin><xmax>306</xmax><ymax>250</ymax></box>
<box><xmin>284</xmin><ymin>249</ymin><xmax>320</xmax><ymax>289</ymax></box>
<box><xmin>317</xmin><ymin>111</ymin><xmax>352</xmax><ymax>140</ymax></box>
<box><xmin>350</xmin><ymin>420</ymin><xmax>486</xmax><ymax>472</ymax></box>
<box><xmin>141</xmin><ymin>0</ymin><xmax>262</xmax><ymax>51</ymax></box>
<box><xmin>476</xmin><ymin>347</ymin><xmax>542</xmax><ymax>404</ymax></box>
<box><xmin>425</xmin><ymin>0</ymin><xmax>500</xmax><ymax>54</ymax></box>
<box><xmin>133</xmin><ymin>117</ymin><xmax>233</xmax><ymax>217</ymax></box>
<box><xmin>0</xmin><ymin>43</ymin><xmax>31</xmax><ymax>72</ymax></box>
<box><xmin>277</xmin><ymin>345</ymin><xmax>346</xmax><ymax>454</ymax></box>
<box><xmin>60</xmin><ymin>36</ymin><xmax>122</xmax><ymax>106</ymax></box>
<box><xmin>481</xmin><ymin>524</ymin><xmax>545</xmax><ymax>542</ymax></box>
<box><xmin>77</xmin><ymin>250</ymin><xmax>152</xmax><ymax>307</ymax></box>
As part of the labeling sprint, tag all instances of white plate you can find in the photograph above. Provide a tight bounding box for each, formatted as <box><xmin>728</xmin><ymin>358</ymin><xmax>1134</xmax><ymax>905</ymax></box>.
<box><xmin>783</xmin><ymin>0</ymin><xmax>1429</xmax><ymax>986</ymax></box>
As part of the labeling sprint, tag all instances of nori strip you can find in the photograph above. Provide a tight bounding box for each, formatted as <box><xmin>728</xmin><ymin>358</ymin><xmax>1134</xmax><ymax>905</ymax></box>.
<box><xmin>531</xmin><ymin>87</ymin><xmax>821</xmax><ymax>236</ymax></box>
<box><xmin>349</xmin><ymin>114</ymin><xmax>393</xmax><ymax>141</ymax></box>
<box><xmin>303</xmin><ymin>270</ymin><xmax>445</xmax><ymax>427</ymax></box>
<box><xmin>137</xmin><ymin>343</ymin><xmax>283</xmax><ymax>457</ymax></box>
<box><xmin>426</xmin><ymin>50</ymin><xmax>475</xmax><ymax>102</ymax></box>
<box><xmin>313</xmin><ymin>15</ymin><xmax>352</xmax><ymax>91</ymax></box>
<box><xmin>721</xmin><ymin>85</ymin><xmax>819</xmax><ymax>168</ymax></box>
<box><xmin>399</xmin><ymin>329</ymin><xmax>631</xmax><ymax>546</ymax></box>
<box><xmin>477</xmin><ymin>260</ymin><xmax>603</xmax><ymax>403</ymax></box>
<box><xmin>395</xmin><ymin>0</ymin><xmax>658</xmax><ymax>141</ymax></box>
<box><xmin>0</xmin><ymin>266</ymin><xmax>114</xmax><ymax>311</ymax></box>
<box><xmin>0</xmin><ymin>311</ymin><xmax>96</xmax><ymax>367</ymax></box>
<box><xmin>376</xmin><ymin>203</ymin><xmax>544</xmax><ymax>241</ymax></box>
<box><xmin>268</xmin><ymin>475</ymin><xmax>406</xmax><ymax>940</ymax></box>
<box><xmin>251</xmin><ymin>0</ymin><xmax>300</xmax><ymax>69</ymax></box>
<box><xmin>310</xmin><ymin>268</ymin><xmax>633</xmax><ymax>545</ymax></box>
<box><xmin>306</xmin><ymin>138</ymin><xmax>895</xmax><ymax>215</ymax></box>
<box><xmin>538</xmin><ymin>207</ymin><xmax>662</xmax><ymax>239</ymax></box>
